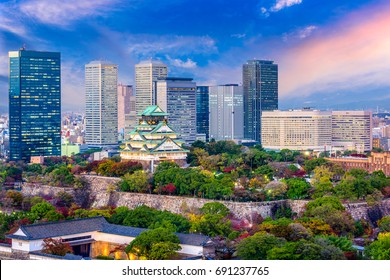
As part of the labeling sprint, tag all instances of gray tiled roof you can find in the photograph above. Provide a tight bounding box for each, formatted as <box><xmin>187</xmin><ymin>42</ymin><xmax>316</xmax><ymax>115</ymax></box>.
<box><xmin>7</xmin><ymin>216</ymin><xmax>106</xmax><ymax>240</ymax></box>
<box><xmin>7</xmin><ymin>216</ymin><xmax>210</xmax><ymax>246</ymax></box>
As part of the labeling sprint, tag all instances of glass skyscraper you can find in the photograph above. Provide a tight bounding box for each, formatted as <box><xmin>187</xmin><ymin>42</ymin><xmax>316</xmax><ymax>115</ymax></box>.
<box><xmin>196</xmin><ymin>86</ymin><xmax>209</xmax><ymax>141</ymax></box>
<box><xmin>156</xmin><ymin>77</ymin><xmax>197</xmax><ymax>144</ymax></box>
<box><xmin>9</xmin><ymin>49</ymin><xmax>61</xmax><ymax>161</ymax></box>
<box><xmin>243</xmin><ymin>60</ymin><xmax>278</xmax><ymax>142</ymax></box>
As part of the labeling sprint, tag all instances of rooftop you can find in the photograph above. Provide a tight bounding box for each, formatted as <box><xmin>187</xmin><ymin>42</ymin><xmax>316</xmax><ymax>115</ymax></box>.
<box><xmin>7</xmin><ymin>216</ymin><xmax>209</xmax><ymax>246</ymax></box>
<box><xmin>137</xmin><ymin>105</ymin><xmax>169</xmax><ymax>117</ymax></box>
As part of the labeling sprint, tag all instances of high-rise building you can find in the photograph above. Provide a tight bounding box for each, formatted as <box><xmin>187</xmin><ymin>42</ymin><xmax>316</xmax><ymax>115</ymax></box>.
<box><xmin>85</xmin><ymin>61</ymin><xmax>118</xmax><ymax>146</ymax></box>
<box><xmin>243</xmin><ymin>60</ymin><xmax>278</xmax><ymax>142</ymax></box>
<box><xmin>9</xmin><ymin>49</ymin><xmax>61</xmax><ymax>161</ymax></box>
<box><xmin>196</xmin><ymin>86</ymin><xmax>209</xmax><ymax>141</ymax></box>
<box><xmin>332</xmin><ymin>111</ymin><xmax>372</xmax><ymax>152</ymax></box>
<box><xmin>135</xmin><ymin>60</ymin><xmax>167</xmax><ymax>114</ymax></box>
<box><xmin>261</xmin><ymin>110</ymin><xmax>332</xmax><ymax>150</ymax></box>
<box><xmin>156</xmin><ymin>77</ymin><xmax>197</xmax><ymax>144</ymax></box>
<box><xmin>117</xmin><ymin>84</ymin><xmax>136</xmax><ymax>138</ymax></box>
<box><xmin>209</xmin><ymin>85</ymin><xmax>244</xmax><ymax>141</ymax></box>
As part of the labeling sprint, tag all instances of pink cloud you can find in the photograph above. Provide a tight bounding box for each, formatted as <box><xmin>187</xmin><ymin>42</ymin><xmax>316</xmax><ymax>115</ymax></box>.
<box><xmin>279</xmin><ymin>4</ymin><xmax>390</xmax><ymax>98</ymax></box>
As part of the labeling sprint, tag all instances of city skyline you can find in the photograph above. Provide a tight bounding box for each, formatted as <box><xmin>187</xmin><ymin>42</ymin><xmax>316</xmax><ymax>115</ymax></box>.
<box><xmin>1</xmin><ymin>0</ymin><xmax>390</xmax><ymax>113</ymax></box>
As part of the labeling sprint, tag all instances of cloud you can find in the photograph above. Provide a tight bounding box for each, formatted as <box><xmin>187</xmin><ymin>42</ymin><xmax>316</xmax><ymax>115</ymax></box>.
<box><xmin>283</xmin><ymin>25</ymin><xmax>317</xmax><ymax>41</ymax></box>
<box><xmin>279</xmin><ymin>5</ymin><xmax>390</xmax><ymax>99</ymax></box>
<box><xmin>270</xmin><ymin>0</ymin><xmax>303</xmax><ymax>12</ymax></box>
<box><xmin>261</xmin><ymin>0</ymin><xmax>302</xmax><ymax>16</ymax></box>
<box><xmin>166</xmin><ymin>56</ymin><xmax>197</xmax><ymax>69</ymax></box>
<box><xmin>124</xmin><ymin>34</ymin><xmax>218</xmax><ymax>57</ymax></box>
<box><xmin>19</xmin><ymin>0</ymin><xmax>123</xmax><ymax>27</ymax></box>
<box><xmin>231</xmin><ymin>33</ymin><xmax>247</xmax><ymax>39</ymax></box>
<box><xmin>0</xmin><ymin>2</ymin><xmax>28</xmax><ymax>37</ymax></box>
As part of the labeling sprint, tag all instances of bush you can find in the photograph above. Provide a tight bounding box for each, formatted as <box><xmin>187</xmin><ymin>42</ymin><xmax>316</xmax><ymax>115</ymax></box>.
<box><xmin>96</xmin><ymin>255</ymin><xmax>115</xmax><ymax>260</ymax></box>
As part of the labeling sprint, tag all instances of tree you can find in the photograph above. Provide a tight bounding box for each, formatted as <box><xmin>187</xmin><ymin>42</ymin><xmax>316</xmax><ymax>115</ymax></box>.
<box><xmin>42</xmin><ymin>238</ymin><xmax>73</xmax><ymax>256</ymax></box>
<box><xmin>236</xmin><ymin>232</ymin><xmax>285</xmax><ymax>260</ymax></box>
<box><xmin>264</xmin><ymin>181</ymin><xmax>288</xmax><ymax>200</ymax></box>
<box><xmin>55</xmin><ymin>191</ymin><xmax>74</xmax><ymax>207</ymax></box>
<box><xmin>5</xmin><ymin>190</ymin><xmax>23</xmax><ymax>208</ymax></box>
<box><xmin>200</xmin><ymin>202</ymin><xmax>230</xmax><ymax>217</ymax></box>
<box><xmin>366</xmin><ymin>232</ymin><xmax>390</xmax><ymax>260</ymax></box>
<box><xmin>125</xmin><ymin>228</ymin><xmax>181</xmax><ymax>260</ymax></box>
<box><xmin>284</xmin><ymin>178</ymin><xmax>311</xmax><ymax>199</ymax></box>
<box><xmin>120</xmin><ymin>170</ymin><xmax>150</xmax><ymax>193</ymax></box>
<box><xmin>31</xmin><ymin>201</ymin><xmax>56</xmax><ymax>219</ymax></box>
<box><xmin>254</xmin><ymin>165</ymin><xmax>274</xmax><ymax>181</ymax></box>
<box><xmin>49</xmin><ymin>166</ymin><xmax>75</xmax><ymax>186</ymax></box>
<box><xmin>378</xmin><ymin>216</ymin><xmax>390</xmax><ymax>232</ymax></box>
<box><xmin>303</xmin><ymin>158</ymin><xmax>327</xmax><ymax>173</ymax></box>
<box><xmin>122</xmin><ymin>205</ymin><xmax>158</xmax><ymax>228</ymax></box>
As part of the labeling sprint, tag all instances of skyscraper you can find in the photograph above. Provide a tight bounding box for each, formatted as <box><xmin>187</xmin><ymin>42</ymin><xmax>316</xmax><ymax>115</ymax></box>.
<box><xmin>243</xmin><ymin>60</ymin><xmax>278</xmax><ymax>142</ymax></box>
<box><xmin>9</xmin><ymin>49</ymin><xmax>61</xmax><ymax>161</ymax></box>
<box><xmin>209</xmin><ymin>85</ymin><xmax>244</xmax><ymax>141</ymax></box>
<box><xmin>135</xmin><ymin>60</ymin><xmax>167</xmax><ymax>114</ymax></box>
<box><xmin>156</xmin><ymin>77</ymin><xmax>197</xmax><ymax>144</ymax></box>
<box><xmin>196</xmin><ymin>86</ymin><xmax>209</xmax><ymax>141</ymax></box>
<box><xmin>117</xmin><ymin>84</ymin><xmax>136</xmax><ymax>138</ymax></box>
<box><xmin>85</xmin><ymin>61</ymin><xmax>118</xmax><ymax>146</ymax></box>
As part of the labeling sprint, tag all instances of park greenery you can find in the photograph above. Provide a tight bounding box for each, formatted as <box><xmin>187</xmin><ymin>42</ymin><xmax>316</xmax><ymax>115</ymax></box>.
<box><xmin>1</xmin><ymin>140</ymin><xmax>390</xmax><ymax>259</ymax></box>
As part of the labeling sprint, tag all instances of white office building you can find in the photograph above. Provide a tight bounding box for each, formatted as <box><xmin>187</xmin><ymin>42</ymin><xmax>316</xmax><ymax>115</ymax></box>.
<box><xmin>85</xmin><ymin>61</ymin><xmax>118</xmax><ymax>146</ymax></box>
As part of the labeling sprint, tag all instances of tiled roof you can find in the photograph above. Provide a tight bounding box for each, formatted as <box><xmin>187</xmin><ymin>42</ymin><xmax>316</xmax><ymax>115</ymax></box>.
<box><xmin>7</xmin><ymin>216</ymin><xmax>210</xmax><ymax>246</ymax></box>
<box><xmin>7</xmin><ymin>216</ymin><xmax>106</xmax><ymax>240</ymax></box>
<box><xmin>138</xmin><ymin>105</ymin><xmax>168</xmax><ymax>117</ymax></box>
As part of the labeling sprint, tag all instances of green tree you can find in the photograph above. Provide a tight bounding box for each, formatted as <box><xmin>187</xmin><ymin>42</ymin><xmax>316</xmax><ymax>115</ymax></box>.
<box><xmin>200</xmin><ymin>202</ymin><xmax>230</xmax><ymax>217</ymax></box>
<box><xmin>236</xmin><ymin>233</ymin><xmax>285</xmax><ymax>260</ymax></box>
<box><xmin>50</xmin><ymin>166</ymin><xmax>75</xmax><ymax>186</ymax></box>
<box><xmin>303</xmin><ymin>158</ymin><xmax>327</xmax><ymax>173</ymax></box>
<box><xmin>264</xmin><ymin>181</ymin><xmax>288</xmax><ymax>200</ymax></box>
<box><xmin>284</xmin><ymin>178</ymin><xmax>311</xmax><ymax>199</ymax></box>
<box><xmin>31</xmin><ymin>201</ymin><xmax>56</xmax><ymax>219</ymax></box>
<box><xmin>125</xmin><ymin>228</ymin><xmax>181</xmax><ymax>260</ymax></box>
<box><xmin>378</xmin><ymin>216</ymin><xmax>390</xmax><ymax>232</ymax></box>
<box><xmin>120</xmin><ymin>170</ymin><xmax>150</xmax><ymax>193</ymax></box>
<box><xmin>122</xmin><ymin>205</ymin><xmax>158</xmax><ymax>228</ymax></box>
<box><xmin>366</xmin><ymin>232</ymin><xmax>390</xmax><ymax>260</ymax></box>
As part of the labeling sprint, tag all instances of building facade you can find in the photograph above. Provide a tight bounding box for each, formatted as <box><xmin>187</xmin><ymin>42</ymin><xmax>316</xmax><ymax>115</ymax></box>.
<box><xmin>135</xmin><ymin>60</ymin><xmax>168</xmax><ymax>114</ymax></box>
<box><xmin>332</xmin><ymin>111</ymin><xmax>372</xmax><ymax>152</ymax></box>
<box><xmin>261</xmin><ymin>110</ymin><xmax>332</xmax><ymax>150</ymax></box>
<box><xmin>243</xmin><ymin>60</ymin><xmax>278</xmax><ymax>143</ymax></box>
<box><xmin>9</xmin><ymin>49</ymin><xmax>61</xmax><ymax>161</ymax></box>
<box><xmin>196</xmin><ymin>86</ymin><xmax>209</xmax><ymax>141</ymax></box>
<box><xmin>117</xmin><ymin>84</ymin><xmax>136</xmax><ymax>138</ymax></box>
<box><xmin>120</xmin><ymin>106</ymin><xmax>189</xmax><ymax>172</ymax></box>
<box><xmin>156</xmin><ymin>77</ymin><xmax>197</xmax><ymax>144</ymax></box>
<box><xmin>85</xmin><ymin>61</ymin><xmax>118</xmax><ymax>146</ymax></box>
<box><xmin>209</xmin><ymin>84</ymin><xmax>244</xmax><ymax>141</ymax></box>
<box><xmin>327</xmin><ymin>152</ymin><xmax>390</xmax><ymax>176</ymax></box>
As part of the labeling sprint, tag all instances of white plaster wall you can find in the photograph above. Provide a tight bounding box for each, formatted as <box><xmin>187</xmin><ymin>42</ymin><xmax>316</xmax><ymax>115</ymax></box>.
<box><xmin>0</xmin><ymin>245</ymin><xmax>12</xmax><ymax>253</ymax></box>
<box><xmin>12</xmin><ymin>240</ymin><xmax>30</xmax><ymax>251</ymax></box>
<box><xmin>94</xmin><ymin>232</ymin><xmax>135</xmax><ymax>244</ymax></box>
<box><xmin>178</xmin><ymin>245</ymin><xmax>203</xmax><ymax>256</ymax></box>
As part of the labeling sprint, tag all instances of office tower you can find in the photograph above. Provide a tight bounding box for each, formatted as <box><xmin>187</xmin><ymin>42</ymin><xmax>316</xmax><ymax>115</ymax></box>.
<box><xmin>156</xmin><ymin>77</ymin><xmax>197</xmax><ymax>144</ymax></box>
<box><xmin>261</xmin><ymin>110</ymin><xmax>332</xmax><ymax>150</ymax></box>
<box><xmin>209</xmin><ymin>85</ymin><xmax>244</xmax><ymax>141</ymax></box>
<box><xmin>243</xmin><ymin>60</ymin><xmax>278</xmax><ymax>142</ymax></box>
<box><xmin>117</xmin><ymin>84</ymin><xmax>136</xmax><ymax>137</ymax></box>
<box><xmin>196</xmin><ymin>86</ymin><xmax>209</xmax><ymax>141</ymax></box>
<box><xmin>135</xmin><ymin>60</ymin><xmax>168</xmax><ymax>114</ymax></box>
<box><xmin>85</xmin><ymin>61</ymin><xmax>118</xmax><ymax>146</ymax></box>
<box><xmin>332</xmin><ymin>111</ymin><xmax>372</xmax><ymax>152</ymax></box>
<box><xmin>9</xmin><ymin>49</ymin><xmax>61</xmax><ymax>161</ymax></box>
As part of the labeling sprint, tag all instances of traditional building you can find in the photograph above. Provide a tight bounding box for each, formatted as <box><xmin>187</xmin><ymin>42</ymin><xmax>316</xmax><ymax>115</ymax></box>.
<box><xmin>120</xmin><ymin>105</ymin><xmax>189</xmax><ymax>171</ymax></box>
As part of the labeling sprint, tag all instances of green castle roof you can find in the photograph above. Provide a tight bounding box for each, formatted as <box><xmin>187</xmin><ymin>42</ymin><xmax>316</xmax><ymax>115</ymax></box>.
<box><xmin>137</xmin><ymin>105</ymin><xmax>169</xmax><ymax>116</ymax></box>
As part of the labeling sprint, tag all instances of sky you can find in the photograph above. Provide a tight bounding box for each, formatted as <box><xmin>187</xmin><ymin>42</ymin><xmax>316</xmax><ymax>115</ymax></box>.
<box><xmin>0</xmin><ymin>0</ymin><xmax>390</xmax><ymax>112</ymax></box>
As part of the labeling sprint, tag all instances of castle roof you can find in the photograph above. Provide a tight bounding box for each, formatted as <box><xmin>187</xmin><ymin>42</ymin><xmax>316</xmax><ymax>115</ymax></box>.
<box><xmin>138</xmin><ymin>105</ymin><xmax>168</xmax><ymax>117</ymax></box>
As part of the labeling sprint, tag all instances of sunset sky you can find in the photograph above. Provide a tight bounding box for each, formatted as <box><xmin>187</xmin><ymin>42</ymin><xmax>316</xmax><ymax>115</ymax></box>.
<box><xmin>0</xmin><ymin>0</ymin><xmax>389</xmax><ymax>112</ymax></box>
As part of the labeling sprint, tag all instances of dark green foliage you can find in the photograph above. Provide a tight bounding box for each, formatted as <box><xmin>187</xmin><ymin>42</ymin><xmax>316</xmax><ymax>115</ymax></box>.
<box><xmin>365</xmin><ymin>233</ymin><xmax>390</xmax><ymax>260</ymax></box>
<box><xmin>303</xmin><ymin>158</ymin><xmax>327</xmax><ymax>173</ymax></box>
<box><xmin>306</xmin><ymin>196</ymin><xmax>345</xmax><ymax>213</ymax></box>
<box><xmin>125</xmin><ymin>228</ymin><xmax>181</xmax><ymax>260</ymax></box>
<box><xmin>284</xmin><ymin>178</ymin><xmax>311</xmax><ymax>199</ymax></box>
<box><xmin>236</xmin><ymin>233</ymin><xmax>285</xmax><ymax>260</ymax></box>
<box><xmin>200</xmin><ymin>202</ymin><xmax>230</xmax><ymax>217</ymax></box>
<box><xmin>378</xmin><ymin>216</ymin><xmax>390</xmax><ymax>232</ymax></box>
<box><xmin>96</xmin><ymin>255</ymin><xmax>115</xmax><ymax>260</ymax></box>
<box><xmin>31</xmin><ymin>201</ymin><xmax>56</xmax><ymax>219</ymax></box>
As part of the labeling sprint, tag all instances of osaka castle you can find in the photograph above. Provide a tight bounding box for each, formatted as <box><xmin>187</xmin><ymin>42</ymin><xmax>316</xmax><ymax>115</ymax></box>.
<box><xmin>120</xmin><ymin>105</ymin><xmax>189</xmax><ymax>171</ymax></box>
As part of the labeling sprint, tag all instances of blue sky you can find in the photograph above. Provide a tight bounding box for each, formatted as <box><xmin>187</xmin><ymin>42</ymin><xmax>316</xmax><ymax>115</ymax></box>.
<box><xmin>0</xmin><ymin>0</ymin><xmax>390</xmax><ymax>112</ymax></box>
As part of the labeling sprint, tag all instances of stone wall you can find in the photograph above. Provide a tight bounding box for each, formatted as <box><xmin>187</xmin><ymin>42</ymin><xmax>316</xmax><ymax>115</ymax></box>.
<box><xmin>21</xmin><ymin>175</ymin><xmax>390</xmax><ymax>223</ymax></box>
